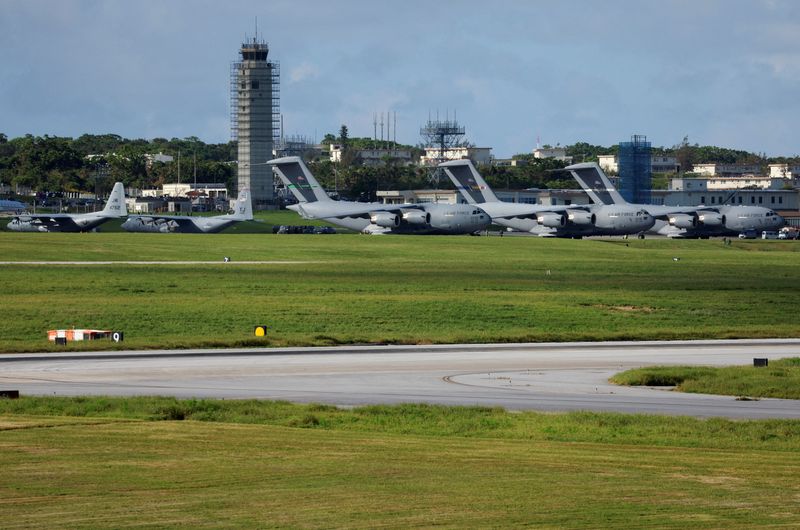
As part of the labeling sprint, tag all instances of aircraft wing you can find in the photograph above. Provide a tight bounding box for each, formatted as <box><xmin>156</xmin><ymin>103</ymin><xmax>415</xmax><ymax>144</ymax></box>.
<box><xmin>306</xmin><ymin>202</ymin><xmax>423</xmax><ymax>220</ymax></box>
<box><xmin>127</xmin><ymin>215</ymin><xmax>198</xmax><ymax>232</ymax></box>
<box><xmin>643</xmin><ymin>205</ymin><xmax>712</xmax><ymax>219</ymax></box>
<box><xmin>14</xmin><ymin>214</ymin><xmax>81</xmax><ymax>230</ymax></box>
<box><xmin>485</xmin><ymin>203</ymin><xmax>589</xmax><ymax>221</ymax></box>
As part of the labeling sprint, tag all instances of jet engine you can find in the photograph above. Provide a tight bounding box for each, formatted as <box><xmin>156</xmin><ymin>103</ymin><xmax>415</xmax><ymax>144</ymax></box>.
<box><xmin>401</xmin><ymin>210</ymin><xmax>431</xmax><ymax>225</ymax></box>
<box><xmin>369</xmin><ymin>212</ymin><xmax>400</xmax><ymax>228</ymax></box>
<box><xmin>697</xmin><ymin>211</ymin><xmax>726</xmax><ymax>227</ymax></box>
<box><xmin>537</xmin><ymin>212</ymin><xmax>566</xmax><ymax>228</ymax></box>
<box><xmin>668</xmin><ymin>213</ymin><xmax>698</xmax><ymax>229</ymax></box>
<box><xmin>566</xmin><ymin>210</ymin><xmax>596</xmax><ymax>226</ymax></box>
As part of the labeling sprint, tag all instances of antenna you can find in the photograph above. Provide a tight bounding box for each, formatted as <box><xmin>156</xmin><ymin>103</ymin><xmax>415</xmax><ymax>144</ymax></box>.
<box><xmin>255</xmin><ymin>16</ymin><xmax>258</xmax><ymax>42</ymax></box>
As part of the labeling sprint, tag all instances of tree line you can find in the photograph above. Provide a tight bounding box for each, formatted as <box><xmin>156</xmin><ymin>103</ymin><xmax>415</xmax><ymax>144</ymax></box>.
<box><xmin>0</xmin><ymin>133</ymin><xmax>236</xmax><ymax>195</ymax></box>
<box><xmin>1</xmin><ymin>131</ymin><xmax>796</xmax><ymax>199</ymax></box>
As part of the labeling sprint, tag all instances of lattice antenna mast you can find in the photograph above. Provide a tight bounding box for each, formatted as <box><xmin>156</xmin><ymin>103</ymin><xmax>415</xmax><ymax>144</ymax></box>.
<box><xmin>420</xmin><ymin>111</ymin><xmax>466</xmax><ymax>187</ymax></box>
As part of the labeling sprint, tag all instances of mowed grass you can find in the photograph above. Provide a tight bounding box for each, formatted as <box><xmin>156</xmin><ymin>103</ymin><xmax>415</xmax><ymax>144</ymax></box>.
<box><xmin>611</xmin><ymin>357</ymin><xmax>800</xmax><ymax>399</ymax></box>
<box><xmin>1</xmin><ymin>233</ymin><xmax>799</xmax><ymax>352</ymax></box>
<box><xmin>2</xmin><ymin>397</ymin><xmax>800</xmax><ymax>527</ymax></box>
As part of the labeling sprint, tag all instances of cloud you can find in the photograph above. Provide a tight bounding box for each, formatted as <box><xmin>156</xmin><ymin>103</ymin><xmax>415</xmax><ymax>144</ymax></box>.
<box><xmin>289</xmin><ymin>62</ymin><xmax>320</xmax><ymax>83</ymax></box>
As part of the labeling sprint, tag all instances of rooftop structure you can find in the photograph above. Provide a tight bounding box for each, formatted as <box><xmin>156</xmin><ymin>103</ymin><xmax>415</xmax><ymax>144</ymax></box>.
<box><xmin>274</xmin><ymin>134</ymin><xmax>319</xmax><ymax>159</ymax></box>
<box><xmin>420</xmin><ymin>114</ymin><xmax>467</xmax><ymax>185</ymax></box>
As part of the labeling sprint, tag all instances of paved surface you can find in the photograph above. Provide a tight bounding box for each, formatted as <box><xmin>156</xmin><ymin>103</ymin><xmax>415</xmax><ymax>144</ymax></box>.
<box><xmin>2</xmin><ymin>340</ymin><xmax>800</xmax><ymax>418</ymax></box>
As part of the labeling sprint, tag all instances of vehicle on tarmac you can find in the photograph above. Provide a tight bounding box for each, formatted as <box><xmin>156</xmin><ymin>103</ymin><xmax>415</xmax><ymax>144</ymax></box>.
<box><xmin>566</xmin><ymin>162</ymin><xmax>785</xmax><ymax>238</ymax></box>
<box><xmin>121</xmin><ymin>188</ymin><xmax>252</xmax><ymax>233</ymax></box>
<box><xmin>268</xmin><ymin>156</ymin><xmax>491</xmax><ymax>235</ymax></box>
<box><xmin>6</xmin><ymin>182</ymin><xmax>126</xmax><ymax>232</ymax></box>
<box><xmin>762</xmin><ymin>231</ymin><xmax>779</xmax><ymax>240</ymax></box>
<box><xmin>739</xmin><ymin>229</ymin><xmax>758</xmax><ymax>239</ymax></box>
<box><xmin>439</xmin><ymin>159</ymin><xmax>654</xmax><ymax>238</ymax></box>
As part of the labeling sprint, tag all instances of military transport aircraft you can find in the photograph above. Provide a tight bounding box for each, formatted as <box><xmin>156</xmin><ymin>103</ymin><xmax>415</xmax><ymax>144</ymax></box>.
<box><xmin>268</xmin><ymin>156</ymin><xmax>491</xmax><ymax>235</ymax></box>
<box><xmin>440</xmin><ymin>159</ymin><xmax>654</xmax><ymax>237</ymax></box>
<box><xmin>6</xmin><ymin>182</ymin><xmax>126</xmax><ymax>232</ymax></box>
<box><xmin>121</xmin><ymin>188</ymin><xmax>252</xmax><ymax>233</ymax></box>
<box><xmin>566</xmin><ymin>162</ymin><xmax>784</xmax><ymax>238</ymax></box>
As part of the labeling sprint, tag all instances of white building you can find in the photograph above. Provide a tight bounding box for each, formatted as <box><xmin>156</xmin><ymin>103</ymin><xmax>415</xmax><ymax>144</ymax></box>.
<box><xmin>532</xmin><ymin>147</ymin><xmax>572</xmax><ymax>163</ymax></box>
<box><xmin>161</xmin><ymin>183</ymin><xmax>228</xmax><ymax>199</ymax></box>
<box><xmin>691</xmin><ymin>163</ymin><xmax>761</xmax><ymax>177</ymax></box>
<box><xmin>670</xmin><ymin>176</ymin><xmax>786</xmax><ymax>192</ymax></box>
<box><xmin>651</xmin><ymin>189</ymin><xmax>798</xmax><ymax>210</ymax></box>
<box><xmin>768</xmin><ymin>163</ymin><xmax>800</xmax><ymax>180</ymax></box>
<box><xmin>598</xmin><ymin>155</ymin><xmax>679</xmax><ymax>174</ymax></box>
<box><xmin>126</xmin><ymin>198</ymin><xmax>166</xmax><ymax>214</ymax></box>
<box><xmin>328</xmin><ymin>144</ymin><xmax>415</xmax><ymax>166</ymax></box>
<box><xmin>420</xmin><ymin>147</ymin><xmax>492</xmax><ymax>166</ymax></box>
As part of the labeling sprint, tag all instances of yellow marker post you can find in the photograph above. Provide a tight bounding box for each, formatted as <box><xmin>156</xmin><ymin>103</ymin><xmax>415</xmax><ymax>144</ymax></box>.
<box><xmin>254</xmin><ymin>325</ymin><xmax>268</xmax><ymax>337</ymax></box>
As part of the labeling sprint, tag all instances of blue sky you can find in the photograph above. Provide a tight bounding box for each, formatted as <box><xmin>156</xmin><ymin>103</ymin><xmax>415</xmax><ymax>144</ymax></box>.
<box><xmin>1</xmin><ymin>0</ymin><xmax>798</xmax><ymax>157</ymax></box>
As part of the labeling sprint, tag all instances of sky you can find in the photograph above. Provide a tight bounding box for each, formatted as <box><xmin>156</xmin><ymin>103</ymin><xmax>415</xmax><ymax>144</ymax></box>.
<box><xmin>1</xmin><ymin>0</ymin><xmax>799</xmax><ymax>158</ymax></box>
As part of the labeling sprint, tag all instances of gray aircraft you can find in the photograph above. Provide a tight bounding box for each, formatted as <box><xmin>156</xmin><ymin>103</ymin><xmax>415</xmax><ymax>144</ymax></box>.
<box><xmin>566</xmin><ymin>162</ymin><xmax>785</xmax><ymax>238</ymax></box>
<box><xmin>268</xmin><ymin>156</ymin><xmax>491</xmax><ymax>235</ymax></box>
<box><xmin>121</xmin><ymin>188</ymin><xmax>253</xmax><ymax>233</ymax></box>
<box><xmin>6</xmin><ymin>182</ymin><xmax>126</xmax><ymax>232</ymax></box>
<box><xmin>440</xmin><ymin>159</ymin><xmax>654</xmax><ymax>237</ymax></box>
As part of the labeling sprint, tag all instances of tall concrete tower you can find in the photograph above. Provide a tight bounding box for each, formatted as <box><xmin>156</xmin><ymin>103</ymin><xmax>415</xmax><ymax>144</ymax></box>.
<box><xmin>231</xmin><ymin>37</ymin><xmax>280</xmax><ymax>209</ymax></box>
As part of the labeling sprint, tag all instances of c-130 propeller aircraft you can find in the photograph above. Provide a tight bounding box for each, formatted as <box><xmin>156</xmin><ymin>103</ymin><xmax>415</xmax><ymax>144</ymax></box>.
<box><xmin>6</xmin><ymin>182</ymin><xmax>126</xmax><ymax>232</ymax></box>
<box><xmin>268</xmin><ymin>156</ymin><xmax>491</xmax><ymax>235</ymax></box>
<box><xmin>121</xmin><ymin>188</ymin><xmax>253</xmax><ymax>233</ymax></box>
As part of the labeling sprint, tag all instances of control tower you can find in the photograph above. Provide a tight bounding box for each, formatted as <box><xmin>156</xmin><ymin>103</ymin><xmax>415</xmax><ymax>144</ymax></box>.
<box><xmin>231</xmin><ymin>37</ymin><xmax>280</xmax><ymax>209</ymax></box>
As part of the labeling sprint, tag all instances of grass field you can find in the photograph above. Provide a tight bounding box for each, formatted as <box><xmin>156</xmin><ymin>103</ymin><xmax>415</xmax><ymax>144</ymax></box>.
<box><xmin>611</xmin><ymin>357</ymin><xmax>800</xmax><ymax>399</ymax></box>
<box><xmin>1</xmin><ymin>232</ymin><xmax>799</xmax><ymax>352</ymax></box>
<box><xmin>2</xmin><ymin>397</ymin><xmax>800</xmax><ymax>527</ymax></box>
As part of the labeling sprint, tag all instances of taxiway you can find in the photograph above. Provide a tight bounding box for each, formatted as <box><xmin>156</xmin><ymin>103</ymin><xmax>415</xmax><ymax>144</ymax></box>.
<box><xmin>1</xmin><ymin>339</ymin><xmax>799</xmax><ymax>418</ymax></box>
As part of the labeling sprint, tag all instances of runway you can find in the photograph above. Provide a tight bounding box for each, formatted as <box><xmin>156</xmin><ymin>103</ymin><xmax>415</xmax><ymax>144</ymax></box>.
<box><xmin>2</xmin><ymin>339</ymin><xmax>800</xmax><ymax>419</ymax></box>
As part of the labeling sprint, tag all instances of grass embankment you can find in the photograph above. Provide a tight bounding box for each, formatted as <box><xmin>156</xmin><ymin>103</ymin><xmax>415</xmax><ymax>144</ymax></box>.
<box><xmin>1</xmin><ymin>234</ymin><xmax>799</xmax><ymax>352</ymax></box>
<box><xmin>611</xmin><ymin>357</ymin><xmax>800</xmax><ymax>399</ymax></box>
<box><xmin>2</xmin><ymin>397</ymin><xmax>800</xmax><ymax>527</ymax></box>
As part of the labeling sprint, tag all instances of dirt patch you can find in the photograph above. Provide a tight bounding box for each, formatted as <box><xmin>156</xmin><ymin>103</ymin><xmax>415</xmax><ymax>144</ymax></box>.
<box><xmin>590</xmin><ymin>304</ymin><xmax>657</xmax><ymax>314</ymax></box>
